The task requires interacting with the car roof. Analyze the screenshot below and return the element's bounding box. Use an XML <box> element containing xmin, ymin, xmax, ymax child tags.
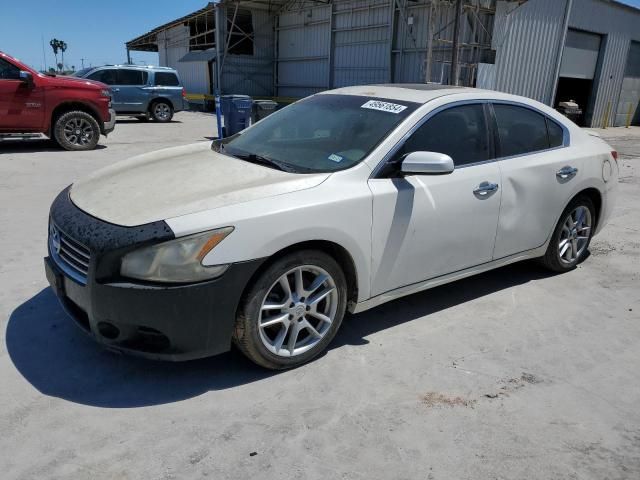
<box><xmin>321</xmin><ymin>84</ymin><xmax>492</xmax><ymax>104</ymax></box>
<box><xmin>90</xmin><ymin>65</ymin><xmax>176</xmax><ymax>72</ymax></box>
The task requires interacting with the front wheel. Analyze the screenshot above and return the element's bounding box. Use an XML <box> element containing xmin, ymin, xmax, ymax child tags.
<box><xmin>53</xmin><ymin>111</ymin><xmax>101</xmax><ymax>151</ymax></box>
<box><xmin>150</xmin><ymin>101</ymin><xmax>173</xmax><ymax>122</ymax></box>
<box><xmin>540</xmin><ymin>195</ymin><xmax>596</xmax><ymax>272</ymax></box>
<box><xmin>233</xmin><ymin>250</ymin><xmax>348</xmax><ymax>369</ymax></box>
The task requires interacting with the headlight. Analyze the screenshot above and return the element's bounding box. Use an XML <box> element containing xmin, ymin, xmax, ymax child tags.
<box><xmin>100</xmin><ymin>89</ymin><xmax>111</xmax><ymax>98</ymax></box>
<box><xmin>120</xmin><ymin>227</ymin><xmax>233</xmax><ymax>283</ymax></box>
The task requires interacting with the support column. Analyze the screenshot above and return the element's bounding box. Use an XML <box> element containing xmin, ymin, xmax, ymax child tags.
<box><xmin>450</xmin><ymin>0</ymin><xmax>463</xmax><ymax>86</ymax></box>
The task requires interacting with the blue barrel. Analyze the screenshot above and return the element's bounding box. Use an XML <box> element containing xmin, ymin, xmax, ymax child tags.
<box><xmin>220</xmin><ymin>95</ymin><xmax>253</xmax><ymax>136</ymax></box>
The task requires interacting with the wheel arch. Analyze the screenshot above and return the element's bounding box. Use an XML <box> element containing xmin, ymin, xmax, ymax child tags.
<box><xmin>571</xmin><ymin>187</ymin><xmax>602</xmax><ymax>230</ymax></box>
<box><xmin>148</xmin><ymin>97</ymin><xmax>174</xmax><ymax>111</ymax></box>
<box><xmin>50</xmin><ymin>102</ymin><xmax>102</xmax><ymax>135</ymax></box>
<box><xmin>239</xmin><ymin>240</ymin><xmax>360</xmax><ymax>311</ymax></box>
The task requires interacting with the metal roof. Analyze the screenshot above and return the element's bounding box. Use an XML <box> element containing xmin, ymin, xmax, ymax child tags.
<box><xmin>125</xmin><ymin>0</ymin><xmax>315</xmax><ymax>52</ymax></box>
<box><xmin>126</xmin><ymin>2</ymin><xmax>216</xmax><ymax>52</ymax></box>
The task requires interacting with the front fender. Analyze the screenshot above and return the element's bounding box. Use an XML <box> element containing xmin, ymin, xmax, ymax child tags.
<box><xmin>165</xmin><ymin>174</ymin><xmax>374</xmax><ymax>301</ymax></box>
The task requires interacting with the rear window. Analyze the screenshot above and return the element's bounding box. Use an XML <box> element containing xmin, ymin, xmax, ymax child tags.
<box><xmin>154</xmin><ymin>72</ymin><xmax>180</xmax><ymax>86</ymax></box>
<box><xmin>546</xmin><ymin>118</ymin><xmax>565</xmax><ymax>148</ymax></box>
<box><xmin>116</xmin><ymin>69</ymin><xmax>148</xmax><ymax>85</ymax></box>
<box><xmin>493</xmin><ymin>104</ymin><xmax>550</xmax><ymax>157</ymax></box>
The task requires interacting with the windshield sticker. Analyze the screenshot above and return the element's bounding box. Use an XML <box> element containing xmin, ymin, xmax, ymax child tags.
<box><xmin>361</xmin><ymin>100</ymin><xmax>408</xmax><ymax>114</ymax></box>
<box><xmin>328</xmin><ymin>153</ymin><xmax>343</xmax><ymax>163</ymax></box>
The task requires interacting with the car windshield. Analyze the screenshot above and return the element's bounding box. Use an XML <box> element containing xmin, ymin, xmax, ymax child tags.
<box><xmin>216</xmin><ymin>94</ymin><xmax>419</xmax><ymax>173</ymax></box>
<box><xmin>72</xmin><ymin>68</ymin><xmax>94</xmax><ymax>77</ymax></box>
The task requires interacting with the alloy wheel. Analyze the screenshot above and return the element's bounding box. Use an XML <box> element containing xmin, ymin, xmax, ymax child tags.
<box><xmin>63</xmin><ymin>117</ymin><xmax>94</xmax><ymax>146</ymax></box>
<box><xmin>154</xmin><ymin>103</ymin><xmax>171</xmax><ymax>121</ymax></box>
<box><xmin>258</xmin><ymin>265</ymin><xmax>338</xmax><ymax>357</ymax></box>
<box><xmin>558</xmin><ymin>205</ymin><xmax>592</xmax><ymax>264</ymax></box>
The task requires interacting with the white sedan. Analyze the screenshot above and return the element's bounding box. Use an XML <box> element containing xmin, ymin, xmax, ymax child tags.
<box><xmin>45</xmin><ymin>84</ymin><xmax>618</xmax><ymax>369</ymax></box>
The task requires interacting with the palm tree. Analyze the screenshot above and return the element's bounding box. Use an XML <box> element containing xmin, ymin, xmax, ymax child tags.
<box><xmin>49</xmin><ymin>38</ymin><xmax>59</xmax><ymax>68</ymax></box>
<box><xmin>59</xmin><ymin>41</ymin><xmax>67</xmax><ymax>71</ymax></box>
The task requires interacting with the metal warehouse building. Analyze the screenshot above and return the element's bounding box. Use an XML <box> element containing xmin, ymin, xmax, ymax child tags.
<box><xmin>125</xmin><ymin>0</ymin><xmax>640</xmax><ymax>127</ymax></box>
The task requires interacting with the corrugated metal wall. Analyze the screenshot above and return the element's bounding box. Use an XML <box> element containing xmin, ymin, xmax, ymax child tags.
<box><xmin>568</xmin><ymin>0</ymin><xmax>638</xmax><ymax>127</ymax></box>
<box><xmin>158</xmin><ymin>25</ymin><xmax>210</xmax><ymax>94</ymax></box>
<box><xmin>491</xmin><ymin>0</ymin><xmax>640</xmax><ymax>127</ymax></box>
<box><xmin>617</xmin><ymin>41</ymin><xmax>640</xmax><ymax>126</ymax></box>
<box><xmin>492</xmin><ymin>0</ymin><xmax>567</xmax><ymax>104</ymax></box>
<box><xmin>275</xmin><ymin>0</ymin><xmax>493</xmax><ymax>96</ymax></box>
<box><xmin>221</xmin><ymin>7</ymin><xmax>275</xmax><ymax>96</ymax></box>
<box><xmin>333</xmin><ymin>0</ymin><xmax>392</xmax><ymax>87</ymax></box>
<box><xmin>276</xmin><ymin>4</ymin><xmax>332</xmax><ymax>97</ymax></box>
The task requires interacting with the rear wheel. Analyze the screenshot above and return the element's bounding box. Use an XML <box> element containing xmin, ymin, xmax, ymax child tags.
<box><xmin>53</xmin><ymin>111</ymin><xmax>100</xmax><ymax>151</ymax></box>
<box><xmin>150</xmin><ymin>101</ymin><xmax>173</xmax><ymax>122</ymax></box>
<box><xmin>540</xmin><ymin>195</ymin><xmax>595</xmax><ymax>272</ymax></box>
<box><xmin>233</xmin><ymin>250</ymin><xmax>347</xmax><ymax>369</ymax></box>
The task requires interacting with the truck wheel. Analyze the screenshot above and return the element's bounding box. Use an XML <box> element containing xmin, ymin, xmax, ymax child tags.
<box><xmin>53</xmin><ymin>111</ymin><xmax>101</xmax><ymax>151</ymax></box>
<box><xmin>150</xmin><ymin>101</ymin><xmax>173</xmax><ymax>122</ymax></box>
<box><xmin>233</xmin><ymin>250</ymin><xmax>348</xmax><ymax>369</ymax></box>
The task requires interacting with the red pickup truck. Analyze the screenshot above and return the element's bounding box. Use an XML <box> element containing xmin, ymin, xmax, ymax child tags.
<box><xmin>0</xmin><ymin>51</ymin><xmax>115</xmax><ymax>151</ymax></box>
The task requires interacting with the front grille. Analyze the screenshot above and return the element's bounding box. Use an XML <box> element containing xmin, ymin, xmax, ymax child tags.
<box><xmin>49</xmin><ymin>221</ymin><xmax>91</xmax><ymax>284</ymax></box>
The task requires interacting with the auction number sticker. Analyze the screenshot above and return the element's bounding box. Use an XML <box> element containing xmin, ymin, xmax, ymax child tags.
<box><xmin>361</xmin><ymin>100</ymin><xmax>408</xmax><ymax>114</ymax></box>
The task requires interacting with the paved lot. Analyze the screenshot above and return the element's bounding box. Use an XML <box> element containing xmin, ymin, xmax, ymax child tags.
<box><xmin>1</xmin><ymin>113</ymin><xmax>639</xmax><ymax>480</ymax></box>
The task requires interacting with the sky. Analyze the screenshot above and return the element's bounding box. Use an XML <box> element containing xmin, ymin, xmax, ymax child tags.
<box><xmin>0</xmin><ymin>0</ymin><xmax>205</xmax><ymax>71</ymax></box>
<box><xmin>2</xmin><ymin>0</ymin><xmax>640</xmax><ymax>72</ymax></box>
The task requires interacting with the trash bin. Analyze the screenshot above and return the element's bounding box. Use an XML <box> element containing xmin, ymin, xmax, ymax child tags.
<box><xmin>252</xmin><ymin>100</ymin><xmax>278</xmax><ymax>123</ymax></box>
<box><xmin>220</xmin><ymin>95</ymin><xmax>253</xmax><ymax>136</ymax></box>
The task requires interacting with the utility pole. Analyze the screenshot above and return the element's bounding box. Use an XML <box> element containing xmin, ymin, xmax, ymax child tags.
<box><xmin>450</xmin><ymin>0</ymin><xmax>463</xmax><ymax>86</ymax></box>
<box><xmin>81</xmin><ymin>58</ymin><xmax>85</xmax><ymax>69</ymax></box>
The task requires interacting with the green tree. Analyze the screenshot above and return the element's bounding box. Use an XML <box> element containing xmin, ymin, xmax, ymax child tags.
<box><xmin>59</xmin><ymin>41</ymin><xmax>67</xmax><ymax>71</ymax></box>
<box><xmin>49</xmin><ymin>39</ymin><xmax>68</xmax><ymax>72</ymax></box>
<box><xmin>49</xmin><ymin>38</ymin><xmax>59</xmax><ymax>68</ymax></box>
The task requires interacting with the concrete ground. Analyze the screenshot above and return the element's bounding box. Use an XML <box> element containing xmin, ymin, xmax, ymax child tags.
<box><xmin>0</xmin><ymin>113</ymin><xmax>639</xmax><ymax>480</ymax></box>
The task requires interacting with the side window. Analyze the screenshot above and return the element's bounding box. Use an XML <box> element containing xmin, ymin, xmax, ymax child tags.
<box><xmin>0</xmin><ymin>58</ymin><xmax>21</xmax><ymax>80</ymax></box>
<box><xmin>493</xmin><ymin>104</ymin><xmax>550</xmax><ymax>157</ymax></box>
<box><xmin>116</xmin><ymin>69</ymin><xmax>147</xmax><ymax>85</ymax></box>
<box><xmin>154</xmin><ymin>72</ymin><xmax>180</xmax><ymax>86</ymax></box>
<box><xmin>397</xmin><ymin>104</ymin><xmax>490</xmax><ymax>167</ymax></box>
<box><xmin>546</xmin><ymin>118</ymin><xmax>564</xmax><ymax>148</ymax></box>
<box><xmin>87</xmin><ymin>69</ymin><xmax>117</xmax><ymax>85</ymax></box>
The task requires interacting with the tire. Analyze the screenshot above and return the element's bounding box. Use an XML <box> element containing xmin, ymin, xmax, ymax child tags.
<box><xmin>540</xmin><ymin>194</ymin><xmax>596</xmax><ymax>272</ymax></box>
<box><xmin>233</xmin><ymin>250</ymin><xmax>348</xmax><ymax>369</ymax></box>
<box><xmin>53</xmin><ymin>111</ymin><xmax>101</xmax><ymax>151</ymax></box>
<box><xmin>150</xmin><ymin>101</ymin><xmax>173</xmax><ymax>122</ymax></box>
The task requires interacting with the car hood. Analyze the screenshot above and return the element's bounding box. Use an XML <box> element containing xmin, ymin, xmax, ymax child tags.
<box><xmin>46</xmin><ymin>74</ymin><xmax>105</xmax><ymax>89</ymax></box>
<box><xmin>70</xmin><ymin>142</ymin><xmax>330</xmax><ymax>227</ymax></box>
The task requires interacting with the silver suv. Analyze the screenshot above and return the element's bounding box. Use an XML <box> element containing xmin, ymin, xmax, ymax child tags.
<box><xmin>73</xmin><ymin>65</ymin><xmax>186</xmax><ymax>122</ymax></box>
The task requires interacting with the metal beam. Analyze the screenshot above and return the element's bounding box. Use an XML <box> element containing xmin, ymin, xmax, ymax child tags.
<box><xmin>450</xmin><ymin>0</ymin><xmax>463</xmax><ymax>85</ymax></box>
<box><xmin>215</xmin><ymin>4</ymin><xmax>224</xmax><ymax>94</ymax></box>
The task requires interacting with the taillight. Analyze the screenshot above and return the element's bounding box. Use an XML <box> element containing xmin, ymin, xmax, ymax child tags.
<box><xmin>611</xmin><ymin>150</ymin><xmax>618</xmax><ymax>164</ymax></box>
<box><xmin>182</xmin><ymin>87</ymin><xmax>186</xmax><ymax>98</ymax></box>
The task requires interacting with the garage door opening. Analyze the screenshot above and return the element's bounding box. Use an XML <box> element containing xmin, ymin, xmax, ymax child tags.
<box><xmin>554</xmin><ymin>29</ymin><xmax>603</xmax><ymax>126</ymax></box>
<box><xmin>554</xmin><ymin>77</ymin><xmax>594</xmax><ymax>126</ymax></box>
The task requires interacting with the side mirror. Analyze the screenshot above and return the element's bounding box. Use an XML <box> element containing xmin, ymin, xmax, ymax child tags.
<box><xmin>19</xmin><ymin>71</ymin><xmax>34</xmax><ymax>87</ymax></box>
<box><xmin>401</xmin><ymin>151</ymin><xmax>454</xmax><ymax>175</ymax></box>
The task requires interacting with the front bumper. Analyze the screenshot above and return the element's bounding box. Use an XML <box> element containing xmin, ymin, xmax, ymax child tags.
<box><xmin>102</xmin><ymin>108</ymin><xmax>116</xmax><ymax>135</ymax></box>
<box><xmin>45</xmin><ymin>187</ymin><xmax>264</xmax><ymax>361</ymax></box>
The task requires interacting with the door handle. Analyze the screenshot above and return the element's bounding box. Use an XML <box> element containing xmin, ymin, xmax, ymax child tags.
<box><xmin>556</xmin><ymin>166</ymin><xmax>578</xmax><ymax>179</ymax></box>
<box><xmin>112</xmin><ymin>88</ymin><xmax>120</xmax><ymax>92</ymax></box>
<box><xmin>473</xmin><ymin>182</ymin><xmax>499</xmax><ymax>197</ymax></box>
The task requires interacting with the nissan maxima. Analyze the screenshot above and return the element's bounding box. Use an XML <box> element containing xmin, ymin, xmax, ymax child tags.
<box><xmin>45</xmin><ymin>84</ymin><xmax>618</xmax><ymax>369</ymax></box>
